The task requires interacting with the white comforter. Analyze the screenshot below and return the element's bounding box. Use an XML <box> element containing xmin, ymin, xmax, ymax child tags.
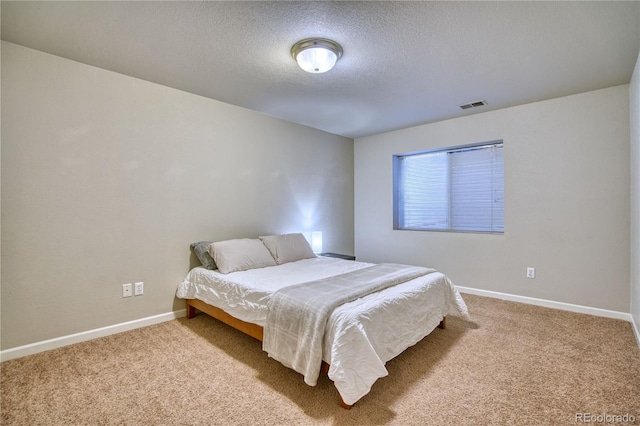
<box><xmin>176</xmin><ymin>257</ymin><xmax>469</xmax><ymax>405</ymax></box>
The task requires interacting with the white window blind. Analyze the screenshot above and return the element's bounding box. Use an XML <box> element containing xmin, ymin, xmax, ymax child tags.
<box><xmin>393</xmin><ymin>141</ymin><xmax>504</xmax><ymax>233</ymax></box>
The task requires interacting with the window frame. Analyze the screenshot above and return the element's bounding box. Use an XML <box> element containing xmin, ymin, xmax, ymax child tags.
<box><xmin>392</xmin><ymin>140</ymin><xmax>504</xmax><ymax>234</ymax></box>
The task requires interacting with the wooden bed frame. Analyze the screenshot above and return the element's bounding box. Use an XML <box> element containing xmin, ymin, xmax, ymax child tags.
<box><xmin>185</xmin><ymin>298</ymin><xmax>446</xmax><ymax>409</ymax></box>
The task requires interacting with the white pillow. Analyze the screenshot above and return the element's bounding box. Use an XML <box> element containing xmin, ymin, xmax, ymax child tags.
<box><xmin>259</xmin><ymin>233</ymin><xmax>316</xmax><ymax>265</ymax></box>
<box><xmin>208</xmin><ymin>238</ymin><xmax>277</xmax><ymax>274</ymax></box>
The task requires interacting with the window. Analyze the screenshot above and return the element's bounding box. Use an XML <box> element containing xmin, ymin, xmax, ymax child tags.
<box><xmin>393</xmin><ymin>141</ymin><xmax>504</xmax><ymax>233</ymax></box>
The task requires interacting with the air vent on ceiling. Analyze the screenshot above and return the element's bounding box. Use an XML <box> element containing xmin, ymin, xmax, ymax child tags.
<box><xmin>460</xmin><ymin>100</ymin><xmax>487</xmax><ymax>110</ymax></box>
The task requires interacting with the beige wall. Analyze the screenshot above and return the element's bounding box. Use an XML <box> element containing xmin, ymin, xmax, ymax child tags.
<box><xmin>631</xmin><ymin>51</ymin><xmax>640</xmax><ymax>340</ymax></box>
<box><xmin>0</xmin><ymin>42</ymin><xmax>354</xmax><ymax>350</ymax></box>
<box><xmin>355</xmin><ymin>85</ymin><xmax>630</xmax><ymax>312</ymax></box>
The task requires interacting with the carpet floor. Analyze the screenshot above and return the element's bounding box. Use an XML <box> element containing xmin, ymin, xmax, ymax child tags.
<box><xmin>1</xmin><ymin>294</ymin><xmax>639</xmax><ymax>425</ymax></box>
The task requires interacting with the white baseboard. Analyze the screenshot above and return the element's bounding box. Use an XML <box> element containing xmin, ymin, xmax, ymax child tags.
<box><xmin>457</xmin><ymin>286</ymin><xmax>633</xmax><ymax>322</ymax></box>
<box><xmin>0</xmin><ymin>309</ymin><xmax>187</xmax><ymax>362</ymax></box>
<box><xmin>3</xmin><ymin>290</ymin><xmax>638</xmax><ymax>362</ymax></box>
<box><xmin>632</xmin><ymin>316</ymin><xmax>640</xmax><ymax>350</ymax></box>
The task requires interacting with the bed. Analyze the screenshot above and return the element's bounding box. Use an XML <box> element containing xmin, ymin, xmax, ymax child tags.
<box><xmin>176</xmin><ymin>234</ymin><xmax>469</xmax><ymax>408</ymax></box>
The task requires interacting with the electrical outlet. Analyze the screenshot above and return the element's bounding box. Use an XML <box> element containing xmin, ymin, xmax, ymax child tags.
<box><xmin>122</xmin><ymin>283</ymin><xmax>132</xmax><ymax>298</ymax></box>
<box><xmin>526</xmin><ymin>267</ymin><xmax>536</xmax><ymax>279</ymax></box>
<box><xmin>134</xmin><ymin>281</ymin><xmax>144</xmax><ymax>296</ymax></box>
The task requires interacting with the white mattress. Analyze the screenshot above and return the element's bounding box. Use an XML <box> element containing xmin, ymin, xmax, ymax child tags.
<box><xmin>176</xmin><ymin>256</ymin><xmax>469</xmax><ymax>405</ymax></box>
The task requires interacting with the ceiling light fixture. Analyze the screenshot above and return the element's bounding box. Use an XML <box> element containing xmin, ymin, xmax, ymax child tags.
<box><xmin>291</xmin><ymin>38</ymin><xmax>343</xmax><ymax>74</ymax></box>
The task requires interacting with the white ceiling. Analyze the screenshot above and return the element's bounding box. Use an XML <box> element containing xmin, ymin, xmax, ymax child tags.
<box><xmin>2</xmin><ymin>1</ymin><xmax>639</xmax><ymax>139</ymax></box>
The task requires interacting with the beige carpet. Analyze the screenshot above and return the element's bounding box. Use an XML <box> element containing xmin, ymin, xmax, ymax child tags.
<box><xmin>2</xmin><ymin>294</ymin><xmax>639</xmax><ymax>425</ymax></box>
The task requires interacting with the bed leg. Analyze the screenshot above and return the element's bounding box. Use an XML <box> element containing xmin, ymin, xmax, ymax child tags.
<box><xmin>322</xmin><ymin>362</ymin><xmax>352</xmax><ymax>409</ymax></box>
<box><xmin>438</xmin><ymin>317</ymin><xmax>446</xmax><ymax>329</ymax></box>
<box><xmin>186</xmin><ymin>302</ymin><xmax>197</xmax><ymax>319</ymax></box>
<box><xmin>338</xmin><ymin>394</ymin><xmax>352</xmax><ymax>410</ymax></box>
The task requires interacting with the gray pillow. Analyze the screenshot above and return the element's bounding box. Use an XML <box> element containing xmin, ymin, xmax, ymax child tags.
<box><xmin>208</xmin><ymin>238</ymin><xmax>277</xmax><ymax>274</ymax></box>
<box><xmin>259</xmin><ymin>233</ymin><xmax>316</xmax><ymax>265</ymax></box>
<box><xmin>190</xmin><ymin>241</ymin><xmax>217</xmax><ymax>270</ymax></box>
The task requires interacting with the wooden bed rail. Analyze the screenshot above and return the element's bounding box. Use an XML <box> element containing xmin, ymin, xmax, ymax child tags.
<box><xmin>185</xmin><ymin>298</ymin><xmax>445</xmax><ymax>409</ymax></box>
<box><xmin>186</xmin><ymin>298</ymin><xmax>263</xmax><ymax>341</ymax></box>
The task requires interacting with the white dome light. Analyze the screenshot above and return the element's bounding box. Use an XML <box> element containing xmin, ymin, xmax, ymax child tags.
<box><xmin>291</xmin><ymin>38</ymin><xmax>343</xmax><ymax>74</ymax></box>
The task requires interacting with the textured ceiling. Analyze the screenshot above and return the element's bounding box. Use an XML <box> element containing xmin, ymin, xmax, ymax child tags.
<box><xmin>2</xmin><ymin>1</ymin><xmax>639</xmax><ymax>139</ymax></box>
